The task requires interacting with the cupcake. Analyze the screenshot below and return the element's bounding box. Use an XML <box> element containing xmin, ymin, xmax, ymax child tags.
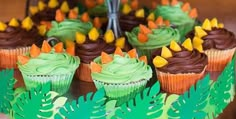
<box><xmin>152</xmin><ymin>39</ymin><xmax>208</xmax><ymax>94</ymax></box>
<box><xmin>17</xmin><ymin>40</ymin><xmax>80</xmax><ymax>95</ymax></box>
<box><xmin>0</xmin><ymin>17</ymin><xmax>44</xmax><ymax>68</ymax></box>
<box><xmin>186</xmin><ymin>18</ymin><xmax>236</xmax><ymax>71</ymax></box>
<box><xmin>75</xmin><ymin>27</ymin><xmax>118</xmax><ymax>82</ymax></box>
<box><xmin>126</xmin><ymin>18</ymin><xmax>180</xmax><ymax>63</ymax></box>
<box><xmin>154</xmin><ymin>0</ymin><xmax>198</xmax><ymax>41</ymax></box>
<box><xmin>91</xmin><ymin>48</ymin><xmax>152</xmax><ymax>105</ymax></box>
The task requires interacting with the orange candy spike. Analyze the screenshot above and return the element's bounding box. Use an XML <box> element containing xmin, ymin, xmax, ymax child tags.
<box><xmin>97</xmin><ymin>0</ymin><xmax>104</xmax><ymax>5</ymax></box>
<box><xmin>182</xmin><ymin>2</ymin><xmax>190</xmax><ymax>12</ymax></box>
<box><xmin>30</xmin><ymin>44</ymin><xmax>41</xmax><ymax>58</ymax></box>
<box><xmin>41</xmin><ymin>40</ymin><xmax>52</xmax><ymax>53</ymax></box>
<box><xmin>69</xmin><ymin>10</ymin><xmax>78</xmax><ymax>19</ymax></box>
<box><xmin>164</xmin><ymin>20</ymin><xmax>170</xmax><ymax>26</ymax></box>
<box><xmin>138</xmin><ymin>33</ymin><xmax>148</xmax><ymax>43</ymax></box>
<box><xmin>121</xmin><ymin>0</ymin><xmax>128</xmax><ymax>4</ymax></box>
<box><xmin>40</xmin><ymin>21</ymin><xmax>52</xmax><ymax>30</ymax></box>
<box><xmin>66</xmin><ymin>46</ymin><xmax>75</xmax><ymax>56</ymax></box>
<box><xmin>131</xmin><ymin>0</ymin><xmax>139</xmax><ymax>10</ymax></box>
<box><xmin>91</xmin><ymin>62</ymin><xmax>102</xmax><ymax>73</ymax></box>
<box><xmin>139</xmin><ymin>56</ymin><xmax>147</xmax><ymax>64</ymax></box>
<box><xmin>139</xmin><ymin>24</ymin><xmax>152</xmax><ymax>35</ymax></box>
<box><xmin>151</xmin><ymin>1</ymin><xmax>158</xmax><ymax>9</ymax></box>
<box><xmin>85</xmin><ymin>0</ymin><xmax>96</xmax><ymax>8</ymax></box>
<box><xmin>81</xmin><ymin>12</ymin><xmax>90</xmax><ymax>22</ymax></box>
<box><xmin>18</xmin><ymin>56</ymin><xmax>30</xmax><ymax>65</ymax></box>
<box><xmin>171</xmin><ymin>0</ymin><xmax>178</xmax><ymax>6</ymax></box>
<box><xmin>128</xmin><ymin>49</ymin><xmax>137</xmax><ymax>58</ymax></box>
<box><xmin>93</xmin><ymin>17</ymin><xmax>102</xmax><ymax>29</ymax></box>
<box><xmin>114</xmin><ymin>47</ymin><xmax>124</xmax><ymax>57</ymax></box>
<box><xmin>148</xmin><ymin>21</ymin><xmax>158</xmax><ymax>29</ymax></box>
<box><xmin>55</xmin><ymin>10</ymin><xmax>65</xmax><ymax>22</ymax></box>
<box><xmin>101</xmin><ymin>52</ymin><xmax>113</xmax><ymax>64</ymax></box>
<box><xmin>54</xmin><ymin>42</ymin><xmax>63</xmax><ymax>53</ymax></box>
<box><xmin>161</xmin><ymin>0</ymin><xmax>169</xmax><ymax>5</ymax></box>
<box><xmin>155</xmin><ymin>16</ymin><xmax>163</xmax><ymax>25</ymax></box>
<box><xmin>189</xmin><ymin>8</ymin><xmax>198</xmax><ymax>18</ymax></box>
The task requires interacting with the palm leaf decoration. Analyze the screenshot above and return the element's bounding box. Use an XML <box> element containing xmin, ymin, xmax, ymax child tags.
<box><xmin>0</xmin><ymin>69</ymin><xmax>16</xmax><ymax>114</ymax></box>
<box><xmin>168</xmin><ymin>74</ymin><xmax>210</xmax><ymax>119</ymax></box>
<box><xmin>204</xmin><ymin>57</ymin><xmax>235</xmax><ymax>119</ymax></box>
<box><xmin>12</xmin><ymin>83</ymin><xmax>56</xmax><ymax>119</ymax></box>
<box><xmin>54</xmin><ymin>88</ymin><xmax>107</xmax><ymax>119</ymax></box>
<box><xmin>113</xmin><ymin>82</ymin><xmax>166</xmax><ymax>119</ymax></box>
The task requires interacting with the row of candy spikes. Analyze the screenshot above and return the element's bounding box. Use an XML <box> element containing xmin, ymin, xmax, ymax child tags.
<box><xmin>153</xmin><ymin>38</ymin><xmax>204</xmax><ymax>68</ymax></box>
<box><xmin>75</xmin><ymin>27</ymin><xmax>125</xmax><ymax>49</ymax></box>
<box><xmin>195</xmin><ymin>18</ymin><xmax>224</xmax><ymax>38</ymax></box>
<box><xmin>138</xmin><ymin>16</ymin><xmax>170</xmax><ymax>43</ymax></box>
<box><xmin>18</xmin><ymin>40</ymin><xmax>75</xmax><ymax>65</ymax></box>
<box><xmin>30</xmin><ymin>0</ymin><xmax>72</xmax><ymax>15</ymax></box>
<box><xmin>91</xmin><ymin>47</ymin><xmax>147</xmax><ymax>73</ymax></box>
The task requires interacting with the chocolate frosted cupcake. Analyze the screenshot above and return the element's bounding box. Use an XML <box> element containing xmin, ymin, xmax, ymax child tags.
<box><xmin>186</xmin><ymin>18</ymin><xmax>236</xmax><ymax>71</ymax></box>
<box><xmin>152</xmin><ymin>39</ymin><xmax>208</xmax><ymax>94</ymax></box>
<box><xmin>0</xmin><ymin>17</ymin><xmax>44</xmax><ymax>68</ymax></box>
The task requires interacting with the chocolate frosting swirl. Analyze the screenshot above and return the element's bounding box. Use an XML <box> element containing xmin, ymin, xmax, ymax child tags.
<box><xmin>76</xmin><ymin>36</ymin><xmax>116</xmax><ymax>63</ymax></box>
<box><xmin>31</xmin><ymin>8</ymin><xmax>58</xmax><ymax>24</ymax></box>
<box><xmin>186</xmin><ymin>28</ymin><xmax>236</xmax><ymax>50</ymax></box>
<box><xmin>0</xmin><ymin>26</ymin><xmax>43</xmax><ymax>49</ymax></box>
<box><xmin>152</xmin><ymin>47</ymin><xmax>208</xmax><ymax>74</ymax></box>
<box><xmin>119</xmin><ymin>11</ymin><xmax>147</xmax><ymax>32</ymax></box>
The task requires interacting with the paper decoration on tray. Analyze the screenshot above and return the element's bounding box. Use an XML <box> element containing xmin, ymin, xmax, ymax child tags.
<box><xmin>0</xmin><ymin>57</ymin><xmax>235</xmax><ymax>119</ymax></box>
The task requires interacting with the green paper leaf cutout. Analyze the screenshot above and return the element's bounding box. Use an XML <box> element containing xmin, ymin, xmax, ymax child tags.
<box><xmin>168</xmin><ymin>74</ymin><xmax>210</xmax><ymax>119</ymax></box>
<box><xmin>160</xmin><ymin>94</ymin><xmax>179</xmax><ymax>119</ymax></box>
<box><xmin>0</xmin><ymin>69</ymin><xmax>16</xmax><ymax>114</ymax></box>
<box><xmin>204</xmin><ymin>57</ymin><xmax>235</xmax><ymax>119</ymax></box>
<box><xmin>12</xmin><ymin>83</ymin><xmax>55</xmax><ymax>119</ymax></box>
<box><xmin>55</xmin><ymin>88</ymin><xmax>107</xmax><ymax>119</ymax></box>
<box><xmin>113</xmin><ymin>82</ymin><xmax>166</xmax><ymax>119</ymax></box>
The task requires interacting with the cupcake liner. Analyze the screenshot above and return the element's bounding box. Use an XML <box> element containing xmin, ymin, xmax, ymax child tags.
<box><xmin>21</xmin><ymin>71</ymin><xmax>75</xmax><ymax>95</ymax></box>
<box><xmin>0</xmin><ymin>47</ymin><xmax>30</xmax><ymax>69</ymax></box>
<box><xmin>205</xmin><ymin>48</ymin><xmax>235</xmax><ymax>71</ymax></box>
<box><xmin>93</xmin><ymin>79</ymin><xmax>148</xmax><ymax>106</ymax></box>
<box><xmin>156</xmin><ymin>67</ymin><xmax>206</xmax><ymax>94</ymax></box>
<box><xmin>75</xmin><ymin>63</ymin><xmax>93</xmax><ymax>82</ymax></box>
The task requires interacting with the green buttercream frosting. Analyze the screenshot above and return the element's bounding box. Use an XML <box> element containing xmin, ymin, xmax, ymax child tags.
<box><xmin>92</xmin><ymin>53</ymin><xmax>152</xmax><ymax>83</ymax></box>
<box><xmin>18</xmin><ymin>50</ymin><xmax>80</xmax><ymax>75</ymax></box>
<box><xmin>126</xmin><ymin>26</ymin><xmax>180</xmax><ymax>49</ymax></box>
<box><xmin>87</xmin><ymin>4</ymin><xmax>108</xmax><ymax>17</ymax></box>
<box><xmin>46</xmin><ymin>19</ymin><xmax>93</xmax><ymax>43</ymax></box>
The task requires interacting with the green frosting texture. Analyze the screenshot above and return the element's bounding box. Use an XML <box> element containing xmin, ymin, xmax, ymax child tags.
<box><xmin>92</xmin><ymin>54</ymin><xmax>152</xmax><ymax>83</ymax></box>
<box><xmin>18</xmin><ymin>50</ymin><xmax>80</xmax><ymax>75</ymax></box>
<box><xmin>46</xmin><ymin>19</ymin><xmax>93</xmax><ymax>43</ymax></box>
<box><xmin>126</xmin><ymin>26</ymin><xmax>180</xmax><ymax>49</ymax></box>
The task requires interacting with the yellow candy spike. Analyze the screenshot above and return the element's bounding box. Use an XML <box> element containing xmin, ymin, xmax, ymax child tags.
<box><xmin>37</xmin><ymin>25</ymin><xmax>47</xmax><ymax>36</ymax></box>
<box><xmin>122</xmin><ymin>3</ymin><xmax>132</xmax><ymax>15</ymax></box>
<box><xmin>0</xmin><ymin>22</ymin><xmax>7</xmax><ymax>32</ymax></box>
<box><xmin>22</xmin><ymin>17</ymin><xmax>33</xmax><ymax>31</ymax></box>
<box><xmin>48</xmin><ymin>0</ymin><xmax>59</xmax><ymax>8</ymax></box>
<box><xmin>104</xmin><ymin>30</ymin><xmax>115</xmax><ymax>43</ymax></box>
<box><xmin>153</xmin><ymin>56</ymin><xmax>168</xmax><ymax>68</ymax></box>
<box><xmin>194</xmin><ymin>26</ymin><xmax>207</xmax><ymax>38</ymax></box>
<box><xmin>60</xmin><ymin>1</ymin><xmax>70</xmax><ymax>13</ymax></box>
<box><xmin>115</xmin><ymin>37</ymin><xmax>125</xmax><ymax>49</ymax></box>
<box><xmin>195</xmin><ymin>44</ymin><xmax>203</xmax><ymax>53</ymax></box>
<box><xmin>38</xmin><ymin>1</ymin><xmax>46</xmax><ymax>11</ymax></box>
<box><xmin>202</xmin><ymin>19</ymin><xmax>212</xmax><ymax>31</ymax></box>
<box><xmin>193</xmin><ymin>37</ymin><xmax>204</xmax><ymax>47</ymax></box>
<box><xmin>9</xmin><ymin>18</ymin><xmax>19</xmax><ymax>27</ymax></box>
<box><xmin>88</xmin><ymin>27</ymin><xmax>99</xmax><ymax>41</ymax></box>
<box><xmin>161</xmin><ymin>46</ymin><xmax>173</xmax><ymax>59</ymax></box>
<box><xmin>211</xmin><ymin>18</ymin><xmax>218</xmax><ymax>28</ymax></box>
<box><xmin>135</xmin><ymin>9</ymin><xmax>145</xmax><ymax>18</ymax></box>
<box><xmin>75</xmin><ymin>32</ymin><xmax>86</xmax><ymax>44</ymax></box>
<box><xmin>182</xmin><ymin>38</ymin><xmax>193</xmax><ymax>51</ymax></box>
<box><xmin>218</xmin><ymin>23</ymin><xmax>224</xmax><ymax>28</ymax></box>
<box><xmin>29</xmin><ymin>6</ymin><xmax>39</xmax><ymax>15</ymax></box>
<box><xmin>170</xmin><ymin>40</ymin><xmax>181</xmax><ymax>52</ymax></box>
<box><xmin>147</xmin><ymin>12</ymin><xmax>155</xmax><ymax>21</ymax></box>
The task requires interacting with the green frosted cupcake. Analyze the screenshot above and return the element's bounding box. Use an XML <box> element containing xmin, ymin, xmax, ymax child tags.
<box><xmin>154</xmin><ymin>0</ymin><xmax>198</xmax><ymax>41</ymax></box>
<box><xmin>18</xmin><ymin>41</ymin><xmax>80</xmax><ymax>95</ymax></box>
<box><xmin>126</xmin><ymin>20</ymin><xmax>180</xmax><ymax>63</ymax></box>
<box><xmin>91</xmin><ymin>48</ymin><xmax>152</xmax><ymax>106</ymax></box>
